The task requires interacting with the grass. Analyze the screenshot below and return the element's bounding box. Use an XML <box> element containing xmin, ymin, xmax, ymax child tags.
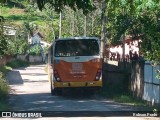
<box><xmin>0</xmin><ymin>71</ymin><xmax>10</xmax><ymax>111</ymax></box>
<box><xmin>0</xmin><ymin>65</ymin><xmax>12</xmax><ymax>75</ymax></box>
<box><xmin>1</xmin><ymin>4</ymin><xmax>45</xmax><ymax>25</ymax></box>
<box><xmin>6</xmin><ymin>59</ymin><xmax>30</xmax><ymax>68</ymax></box>
<box><xmin>100</xmin><ymin>89</ymin><xmax>149</xmax><ymax>107</ymax></box>
<box><xmin>100</xmin><ymin>82</ymin><xmax>148</xmax><ymax>107</ymax></box>
<box><xmin>0</xmin><ymin>101</ymin><xmax>9</xmax><ymax>111</ymax></box>
<box><xmin>113</xmin><ymin>94</ymin><xmax>147</xmax><ymax>106</ymax></box>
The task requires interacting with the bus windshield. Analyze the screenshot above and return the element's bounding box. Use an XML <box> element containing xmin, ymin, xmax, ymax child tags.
<box><xmin>55</xmin><ymin>39</ymin><xmax>99</xmax><ymax>57</ymax></box>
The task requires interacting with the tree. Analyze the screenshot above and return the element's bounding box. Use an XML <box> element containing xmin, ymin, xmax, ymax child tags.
<box><xmin>35</xmin><ymin>0</ymin><xmax>95</xmax><ymax>14</ymax></box>
<box><xmin>32</xmin><ymin>0</ymin><xmax>160</xmax><ymax>70</ymax></box>
<box><xmin>5</xmin><ymin>24</ymin><xmax>29</xmax><ymax>55</ymax></box>
<box><xmin>58</xmin><ymin>6</ymin><xmax>101</xmax><ymax>37</ymax></box>
<box><xmin>0</xmin><ymin>22</ymin><xmax>7</xmax><ymax>56</ymax></box>
<box><xmin>103</xmin><ymin>0</ymin><xmax>160</xmax><ymax>78</ymax></box>
<box><xmin>25</xmin><ymin>2</ymin><xmax>59</xmax><ymax>43</ymax></box>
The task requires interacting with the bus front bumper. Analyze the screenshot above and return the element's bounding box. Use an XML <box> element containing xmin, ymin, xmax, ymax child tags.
<box><xmin>53</xmin><ymin>80</ymin><xmax>102</xmax><ymax>88</ymax></box>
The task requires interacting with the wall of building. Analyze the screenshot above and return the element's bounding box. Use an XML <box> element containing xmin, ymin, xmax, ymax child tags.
<box><xmin>31</xmin><ymin>34</ymin><xmax>41</xmax><ymax>44</ymax></box>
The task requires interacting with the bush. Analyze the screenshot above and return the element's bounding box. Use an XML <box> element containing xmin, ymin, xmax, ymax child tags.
<box><xmin>29</xmin><ymin>44</ymin><xmax>41</xmax><ymax>55</ymax></box>
<box><xmin>0</xmin><ymin>65</ymin><xmax>12</xmax><ymax>74</ymax></box>
<box><xmin>0</xmin><ymin>71</ymin><xmax>9</xmax><ymax>110</ymax></box>
<box><xmin>0</xmin><ymin>72</ymin><xmax>9</xmax><ymax>100</ymax></box>
<box><xmin>6</xmin><ymin>59</ymin><xmax>30</xmax><ymax>68</ymax></box>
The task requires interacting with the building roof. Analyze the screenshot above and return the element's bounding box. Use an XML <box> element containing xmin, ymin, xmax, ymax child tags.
<box><xmin>32</xmin><ymin>32</ymin><xmax>43</xmax><ymax>38</ymax></box>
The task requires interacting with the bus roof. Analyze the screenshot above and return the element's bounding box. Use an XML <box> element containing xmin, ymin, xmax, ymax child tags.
<box><xmin>48</xmin><ymin>37</ymin><xmax>100</xmax><ymax>48</ymax></box>
<box><xmin>55</xmin><ymin>36</ymin><xmax>100</xmax><ymax>42</ymax></box>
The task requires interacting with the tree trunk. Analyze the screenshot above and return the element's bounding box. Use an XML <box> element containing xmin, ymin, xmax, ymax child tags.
<box><xmin>101</xmin><ymin>0</ymin><xmax>107</xmax><ymax>61</ymax></box>
<box><xmin>59</xmin><ymin>12</ymin><xmax>62</xmax><ymax>38</ymax></box>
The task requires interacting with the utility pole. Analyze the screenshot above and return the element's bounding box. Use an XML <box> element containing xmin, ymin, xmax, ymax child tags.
<box><xmin>122</xmin><ymin>7</ymin><xmax>126</xmax><ymax>69</ymax></box>
<box><xmin>101</xmin><ymin>0</ymin><xmax>107</xmax><ymax>61</ymax></box>
<box><xmin>91</xmin><ymin>15</ymin><xmax>94</xmax><ymax>35</ymax></box>
<box><xmin>59</xmin><ymin>12</ymin><xmax>62</xmax><ymax>38</ymax></box>
<box><xmin>71</xmin><ymin>11</ymin><xmax>74</xmax><ymax>37</ymax></box>
<box><xmin>84</xmin><ymin>15</ymin><xmax>86</xmax><ymax>36</ymax></box>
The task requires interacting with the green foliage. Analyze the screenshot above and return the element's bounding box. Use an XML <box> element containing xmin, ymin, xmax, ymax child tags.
<box><xmin>17</xmin><ymin>40</ymin><xmax>29</xmax><ymax>54</ymax></box>
<box><xmin>0</xmin><ymin>72</ymin><xmax>9</xmax><ymax>100</ymax></box>
<box><xmin>105</xmin><ymin>0</ymin><xmax>160</xmax><ymax>65</ymax></box>
<box><xmin>156</xmin><ymin>70</ymin><xmax>160</xmax><ymax>79</ymax></box>
<box><xmin>43</xmin><ymin>46</ymin><xmax>49</xmax><ymax>54</ymax></box>
<box><xmin>0</xmin><ymin>65</ymin><xmax>12</xmax><ymax>74</ymax></box>
<box><xmin>0</xmin><ymin>22</ymin><xmax>8</xmax><ymax>56</ymax></box>
<box><xmin>29</xmin><ymin>44</ymin><xmax>41</xmax><ymax>55</ymax></box>
<box><xmin>6</xmin><ymin>59</ymin><xmax>30</xmax><ymax>68</ymax></box>
<box><xmin>24</xmin><ymin>22</ymin><xmax>38</xmax><ymax>36</ymax></box>
<box><xmin>25</xmin><ymin>3</ymin><xmax>59</xmax><ymax>42</ymax></box>
<box><xmin>5</xmin><ymin>37</ymin><xmax>18</xmax><ymax>56</ymax></box>
<box><xmin>57</xmin><ymin>6</ymin><xmax>101</xmax><ymax>37</ymax></box>
<box><xmin>36</xmin><ymin>0</ymin><xmax>95</xmax><ymax>14</ymax></box>
<box><xmin>5</xmin><ymin>37</ymin><xmax>29</xmax><ymax>56</ymax></box>
<box><xmin>113</xmin><ymin>94</ymin><xmax>147</xmax><ymax>106</ymax></box>
<box><xmin>0</xmin><ymin>67</ymin><xmax>10</xmax><ymax>110</ymax></box>
<box><xmin>4</xmin><ymin>24</ymin><xmax>29</xmax><ymax>56</ymax></box>
<box><xmin>139</xmin><ymin>11</ymin><xmax>160</xmax><ymax>65</ymax></box>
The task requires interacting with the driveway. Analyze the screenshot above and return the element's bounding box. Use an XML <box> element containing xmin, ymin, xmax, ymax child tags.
<box><xmin>3</xmin><ymin>64</ymin><xmax>159</xmax><ymax>120</ymax></box>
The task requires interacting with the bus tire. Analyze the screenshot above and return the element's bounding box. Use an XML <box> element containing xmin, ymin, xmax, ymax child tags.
<box><xmin>51</xmin><ymin>88</ymin><xmax>62</xmax><ymax>96</ymax></box>
<box><xmin>50</xmin><ymin>80</ymin><xmax>56</xmax><ymax>95</ymax></box>
<box><xmin>50</xmin><ymin>82</ymin><xmax>62</xmax><ymax>95</ymax></box>
<box><xmin>51</xmin><ymin>88</ymin><xmax>56</xmax><ymax>95</ymax></box>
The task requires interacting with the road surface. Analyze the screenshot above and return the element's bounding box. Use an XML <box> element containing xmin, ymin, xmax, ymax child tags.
<box><xmin>3</xmin><ymin>64</ymin><xmax>159</xmax><ymax>120</ymax></box>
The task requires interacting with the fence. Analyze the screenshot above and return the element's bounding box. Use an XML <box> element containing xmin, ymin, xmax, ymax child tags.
<box><xmin>143</xmin><ymin>62</ymin><xmax>160</xmax><ymax>105</ymax></box>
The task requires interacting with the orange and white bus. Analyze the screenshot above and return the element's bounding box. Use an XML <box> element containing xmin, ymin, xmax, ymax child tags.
<box><xmin>47</xmin><ymin>37</ymin><xmax>102</xmax><ymax>95</ymax></box>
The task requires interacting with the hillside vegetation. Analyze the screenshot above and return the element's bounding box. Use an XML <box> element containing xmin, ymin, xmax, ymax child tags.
<box><xmin>1</xmin><ymin>0</ymin><xmax>44</xmax><ymax>25</ymax></box>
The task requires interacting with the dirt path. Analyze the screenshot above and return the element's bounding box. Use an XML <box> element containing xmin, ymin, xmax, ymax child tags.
<box><xmin>3</xmin><ymin>64</ymin><xmax>159</xmax><ymax>120</ymax></box>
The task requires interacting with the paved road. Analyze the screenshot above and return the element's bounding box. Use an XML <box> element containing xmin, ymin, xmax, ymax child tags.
<box><xmin>4</xmin><ymin>64</ymin><xmax>159</xmax><ymax>120</ymax></box>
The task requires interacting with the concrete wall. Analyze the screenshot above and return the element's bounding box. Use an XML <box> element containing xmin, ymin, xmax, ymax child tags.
<box><xmin>143</xmin><ymin>62</ymin><xmax>160</xmax><ymax>105</ymax></box>
<box><xmin>16</xmin><ymin>55</ymin><xmax>27</xmax><ymax>61</ymax></box>
<box><xmin>130</xmin><ymin>61</ymin><xmax>160</xmax><ymax>105</ymax></box>
<box><xmin>103</xmin><ymin>61</ymin><xmax>131</xmax><ymax>92</ymax></box>
<box><xmin>29</xmin><ymin>55</ymin><xmax>43</xmax><ymax>63</ymax></box>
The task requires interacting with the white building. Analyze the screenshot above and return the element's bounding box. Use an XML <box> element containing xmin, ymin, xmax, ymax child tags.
<box><xmin>29</xmin><ymin>32</ymin><xmax>43</xmax><ymax>44</ymax></box>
